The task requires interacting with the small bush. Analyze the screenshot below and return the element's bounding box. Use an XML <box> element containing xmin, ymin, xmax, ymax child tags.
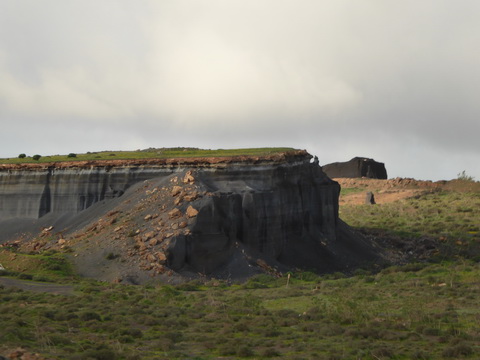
<box><xmin>32</xmin><ymin>275</ymin><xmax>53</xmax><ymax>282</ymax></box>
<box><xmin>18</xmin><ymin>273</ymin><xmax>33</xmax><ymax>280</ymax></box>
<box><xmin>176</xmin><ymin>279</ymin><xmax>203</xmax><ymax>291</ymax></box>
<box><xmin>79</xmin><ymin>311</ymin><xmax>102</xmax><ymax>321</ymax></box>
<box><xmin>457</xmin><ymin>170</ymin><xmax>475</xmax><ymax>182</ymax></box>
<box><xmin>260</xmin><ymin>348</ymin><xmax>281</xmax><ymax>357</ymax></box>
<box><xmin>18</xmin><ymin>153</ymin><xmax>26</xmax><ymax>159</ymax></box>
<box><xmin>117</xmin><ymin>328</ymin><xmax>143</xmax><ymax>339</ymax></box>
<box><xmin>237</xmin><ymin>345</ymin><xmax>255</xmax><ymax>357</ymax></box>
<box><xmin>105</xmin><ymin>253</ymin><xmax>119</xmax><ymax>260</ymax></box>
<box><xmin>32</xmin><ymin>154</ymin><xmax>41</xmax><ymax>161</ymax></box>
<box><xmin>49</xmin><ymin>333</ymin><xmax>72</xmax><ymax>346</ymax></box>
<box><xmin>82</xmin><ymin>348</ymin><xmax>117</xmax><ymax>360</ymax></box>
<box><xmin>67</xmin><ymin>153</ymin><xmax>77</xmax><ymax>158</ymax></box>
<box><xmin>243</xmin><ymin>274</ymin><xmax>278</xmax><ymax>289</ymax></box>
<box><xmin>442</xmin><ymin>343</ymin><xmax>473</xmax><ymax>357</ymax></box>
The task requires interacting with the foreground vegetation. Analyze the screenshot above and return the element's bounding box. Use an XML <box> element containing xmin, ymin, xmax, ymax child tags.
<box><xmin>1</xmin><ymin>179</ymin><xmax>479</xmax><ymax>359</ymax></box>
<box><xmin>1</xmin><ymin>261</ymin><xmax>479</xmax><ymax>360</ymax></box>
<box><xmin>0</xmin><ymin>148</ymin><xmax>296</xmax><ymax>164</ymax></box>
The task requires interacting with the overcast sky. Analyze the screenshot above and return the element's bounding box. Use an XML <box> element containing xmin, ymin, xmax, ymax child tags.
<box><xmin>1</xmin><ymin>1</ymin><xmax>479</xmax><ymax>181</ymax></box>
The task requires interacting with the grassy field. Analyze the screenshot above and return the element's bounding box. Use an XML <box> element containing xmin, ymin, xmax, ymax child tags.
<box><xmin>1</xmin><ymin>261</ymin><xmax>479</xmax><ymax>359</ymax></box>
<box><xmin>1</xmin><ymin>179</ymin><xmax>479</xmax><ymax>359</ymax></box>
<box><xmin>339</xmin><ymin>188</ymin><xmax>480</xmax><ymax>260</ymax></box>
<box><xmin>0</xmin><ymin>148</ymin><xmax>296</xmax><ymax>164</ymax></box>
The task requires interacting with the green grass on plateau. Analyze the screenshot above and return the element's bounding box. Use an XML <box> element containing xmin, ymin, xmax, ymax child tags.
<box><xmin>0</xmin><ymin>147</ymin><xmax>296</xmax><ymax>164</ymax></box>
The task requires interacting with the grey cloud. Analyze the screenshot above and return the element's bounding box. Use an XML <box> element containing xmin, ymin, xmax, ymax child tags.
<box><xmin>0</xmin><ymin>1</ymin><xmax>479</xmax><ymax>180</ymax></box>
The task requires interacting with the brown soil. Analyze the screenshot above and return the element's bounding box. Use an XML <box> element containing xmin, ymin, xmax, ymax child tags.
<box><xmin>0</xmin><ymin>347</ymin><xmax>49</xmax><ymax>360</ymax></box>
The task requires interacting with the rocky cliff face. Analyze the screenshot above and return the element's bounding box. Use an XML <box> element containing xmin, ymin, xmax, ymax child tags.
<box><xmin>0</xmin><ymin>167</ymin><xmax>172</xmax><ymax>220</ymax></box>
<box><xmin>322</xmin><ymin>157</ymin><xmax>388</xmax><ymax>179</ymax></box>
<box><xmin>0</xmin><ymin>151</ymin><xmax>380</xmax><ymax>282</ymax></box>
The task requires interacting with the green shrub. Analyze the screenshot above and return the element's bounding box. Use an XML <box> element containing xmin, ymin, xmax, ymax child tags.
<box><xmin>243</xmin><ymin>274</ymin><xmax>278</xmax><ymax>288</ymax></box>
<box><xmin>82</xmin><ymin>348</ymin><xmax>117</xmax><ymax>360</ymax></box>
<box><xmin>18</xmin><ymin>153</ymin><xmax>26</xmax><ymax>159</ymax></box>
<box><xmin>457</xmin><ymin>170</ymin><xmax>475</xmax><ymax>182</ymax></box>
<box><xmin>237</xmin><ymin>345</ymin><xmax>255</xmax><ymax>357</ymax></box>
<box><xmin>79</xmin><ymin>311</ymin><xmax>102</xmax><ymax>321</ymax></box>
<box><xmin>49</xmin><ymin>333</ymin><xmax>72</xmax><ymax>346</ymax></box>
<box><xmin>32</xmin><ymin>154</ymin><xmax>41</xmax><ymax>161</ymax></box>
<box><xmin>442</xmin><ymin>343</ymin><xmax>473</xmax><ymax>357</ymax></box>
<box><xmin>260</xmin><ymin>348</ymin><xmax>280</xmax><ymax>357</ymax></box>
<box><xmin>18</xmin><ymin>273</ymin><xmax>33</xmax><ymax>280</ymax></box>
<box><xmin>105</xmin><ymin>253</ymin><xmax>119</xmax><ymax>260</ymax></box>
<box><xmin>68</xmin><ymin>153</ymin><xmax>77</xmax><ymax>158</ymax></box>
<box><xmin>32</xmin><ymin>275</ymin><xmax>53</xmax><ymax>282</ymax></box>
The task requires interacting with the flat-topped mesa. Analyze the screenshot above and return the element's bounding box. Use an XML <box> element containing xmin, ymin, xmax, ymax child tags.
<box><xmin>0</xmin><ymin>149</ymin><xmax>380</xmax><ymax>280</ymax></box>
<box><xmin>0</xmin><ymin>150</ymin><xmax>311</xmax><ymax>221</ymax></box>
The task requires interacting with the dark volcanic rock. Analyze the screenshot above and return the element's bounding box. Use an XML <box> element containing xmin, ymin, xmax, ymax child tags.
<box><xmin>0</xmin><ymin>151</ymin><xmax>381</xmax><ymax>281</ymax></box>
<box><xmin>322</xmin><ymin>157</ymin><xmax>387</xmax><ymax>179</ymax></box>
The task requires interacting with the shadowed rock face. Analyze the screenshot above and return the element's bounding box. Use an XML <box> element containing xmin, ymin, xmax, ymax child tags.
<box><xmin>0</xmin><ymin>151</ymin><xmax>380</xmax><ymax>281</ymax></box>
<box><xmin>167</xmin><ymin>162</ymin><xmax>343</xmax><ymax>275</ymax></box>
<box><xmin>322</xmin><ymin>157</ymin><xmax>387</xmax><ymax>179</ymax></box>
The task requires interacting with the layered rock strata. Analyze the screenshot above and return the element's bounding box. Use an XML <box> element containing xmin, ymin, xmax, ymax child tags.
<box><xmin>0</xmin><ymin>151</ymin><xmax>379</xmax><ymax>281</ymax></box>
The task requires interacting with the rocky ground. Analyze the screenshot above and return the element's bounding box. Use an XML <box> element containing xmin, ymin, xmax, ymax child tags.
<box><xmin>335</xmin><ymin>177</ymin><xmax>480</xmax><ymax>206</ymax></box>
<box><xmin>10</xmin><ymin>170</ymin><xmax>207</xmax><ymax>284</ymax></box>
<box><xmin>0</xmin><ymin>348</ymin><xmax>47</xmax><ymax>360</ymax></box>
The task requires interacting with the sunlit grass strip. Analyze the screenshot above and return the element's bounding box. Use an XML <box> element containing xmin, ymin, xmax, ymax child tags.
<box><xmin>339</xmin><ymin>191</ymin><xmax>480</xmax><ymax>241</ymax></box>
<box><xmin>0</xmin><ymin>147</ymin><xmax>297</xmax><ymax>164</ymax></box>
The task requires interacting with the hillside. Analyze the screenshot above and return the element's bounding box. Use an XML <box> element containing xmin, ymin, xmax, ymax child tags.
<box><xmin>0</xmin><ymin>176</ymin><xmax>479</xmax><ymax>359</ymax></box>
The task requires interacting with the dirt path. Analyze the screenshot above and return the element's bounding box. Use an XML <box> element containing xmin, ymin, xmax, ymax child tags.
<box><xmin>0</xmin><ymin>277</ymin><xmax>74</xmax><ymax>295</ymax></box>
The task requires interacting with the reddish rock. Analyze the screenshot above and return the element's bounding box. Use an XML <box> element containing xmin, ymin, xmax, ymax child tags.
<box><xmin>186</xmin><ymin>205</ymin><xmax>198</xmax><ymax>218</ymax></box>
<box><xmin>168</xmin><ymin>208</ymin><xmax>182</xmax><ymax>219</ymax></box>
<box><xmin>171</xmin><ymin>186</ymin><xmax>182</xmax><ymax>196</ymax></box>
<box><xmin>143</xmin><ymin>231</ymin><xmax>155</xmax><ymax>240</ymax></box>
<box><xmin>146</xmin><ymin>253</ymin><xmax>156</xmax><ymax>262</ymax></box>
<box><xmin>184</xmin><ymin>192</ymin><xmax>198</xmax><ymax>202</ymax></box>
<box><xmin>183</xmin><ymin>171</ymin><xmax>195</xmax><ymax>184</ymax></box>
<box><xmin>156</xmin><ymin>251</ymin><xmax>167</xmax><ymax>263</ymax></box>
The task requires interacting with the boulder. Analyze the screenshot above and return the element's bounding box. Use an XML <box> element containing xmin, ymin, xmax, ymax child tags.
<box><xmin>365</xmin><ymin>192</ymin><xmax>376</xmax><ymax>204</ymax></box>
<box><xmin>186</xmin><ymin>205</ymin><xmax>199</xmax><ymax>218</ymax></box>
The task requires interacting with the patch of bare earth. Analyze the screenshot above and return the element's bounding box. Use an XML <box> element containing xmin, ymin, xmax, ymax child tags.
<box><xmin>335</xmin><ymin>177</ymin><xmax>445</xmax><ymax>205</ymax></box>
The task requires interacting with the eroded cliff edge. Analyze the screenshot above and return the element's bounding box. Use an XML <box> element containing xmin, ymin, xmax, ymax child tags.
<box><xmin>0</xmin><ymin>150</ymin><xmax>381</xmax><ymax>283</ymax></box>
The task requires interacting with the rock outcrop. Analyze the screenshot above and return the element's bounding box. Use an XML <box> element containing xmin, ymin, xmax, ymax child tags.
<box><xmin>322</xmin><ymin>157</ymin><xmax>387</xmax><ymax>179</ymax></box>
<box><xmin>0</xmin><ymin>151</ymin><xmax>381</xmax><ymax>282</ymax></box>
